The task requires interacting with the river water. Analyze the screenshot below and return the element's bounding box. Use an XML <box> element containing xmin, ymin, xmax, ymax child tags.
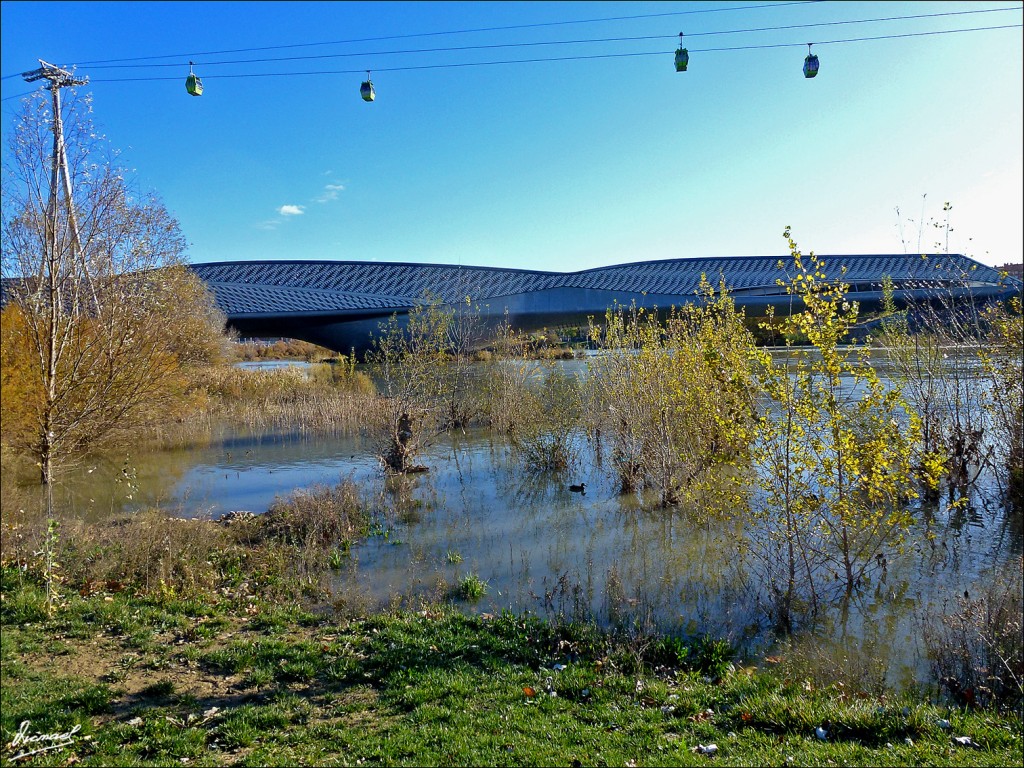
<box><xmin>15</xmin><ymin>355</ymin><xmax>1022</xmax><ymax>685</ymax></box>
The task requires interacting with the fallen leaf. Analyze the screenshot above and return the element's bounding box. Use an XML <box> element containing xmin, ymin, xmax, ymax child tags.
<box><xmin>523</xmin><ymin>686</ymin><xmax>536</xmax><ymax>698</ymax></box>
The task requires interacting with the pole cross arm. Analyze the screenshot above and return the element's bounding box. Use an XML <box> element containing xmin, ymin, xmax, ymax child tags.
<box><xmin>21</xmin><ymin>59</ymin><xmax>88</xmax><ymax>87</ymax></box>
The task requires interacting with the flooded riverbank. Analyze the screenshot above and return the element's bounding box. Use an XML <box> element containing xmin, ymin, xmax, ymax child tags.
<box><xmin>2</xmin><ymin>341</ymin><xmax>1020</xmax><ymax>690</ymax></box>
<box><xmin>6</xmin><ymin>411</ymin><xmax>1017</xmax><ymax>687</ymax></box>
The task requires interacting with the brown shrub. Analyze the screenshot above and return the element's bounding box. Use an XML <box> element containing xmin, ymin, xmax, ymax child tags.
<box><xmin>922</xmin><ymin>557</ymin><xmax>1024</xmax><ymax>711</ymax></box>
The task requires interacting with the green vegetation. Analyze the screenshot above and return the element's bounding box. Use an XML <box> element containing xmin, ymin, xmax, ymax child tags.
<box><xmin>453</xmin><ymin>573</ymin><xmax>489</xmax><ymax>601</ymax></box>
<box><xmin>744</xmin><ymin>233</ymin><xmax>924</xmax><ymax>632</ymax></box>
<box><xmin>444</xmin><ymin>550</ymin><xmax>463</xmax><ymax>564</ymax></box>
<box><xmin>2</xmin><ymin>573</ymin><xmax>1020</xmax><ymax>766</ymax></box>
<box><xmin>588</xmin><ymin>277</ymin><xmax>756</xmax><ymax>506</ymax></box>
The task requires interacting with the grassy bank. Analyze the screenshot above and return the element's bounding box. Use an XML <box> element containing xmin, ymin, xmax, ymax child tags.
<box><xmin>3</xmin><ymin>567</ymin><xmax>1022</xmax><ymax>767</ymax></box>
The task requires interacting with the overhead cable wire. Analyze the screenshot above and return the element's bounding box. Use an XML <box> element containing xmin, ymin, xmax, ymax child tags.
<box><xmin>1</xmin><ymin>89</ymin><xmax>35</xmax><ymax>102</ymax></box>
<box><xmin>62</xmin><ymin>0</ymin><xmax>824</xmax><ymax>66</ymax></box>
<box><xmin>63</xmin><ymin>5</ymin><xmax>1024</xmax><ymax>71</ymax></box>
<box><xmin>65</xmin><ymin>23</ymin><xmax>1021</xmax><ymax>84</ymax></box>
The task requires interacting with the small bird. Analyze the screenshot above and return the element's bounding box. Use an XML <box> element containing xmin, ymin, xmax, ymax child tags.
<box><xmin>569</xmin><ymin>483</ymin><xmax>586</xmax><ymax>494</ymax></box>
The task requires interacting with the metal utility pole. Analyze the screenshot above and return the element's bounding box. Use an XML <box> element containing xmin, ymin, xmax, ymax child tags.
<box><xmin>20</xmin><ymin>59</ymin><xmax>89</xmax><ymax>488</ymax></box>
<box><xmin>21</xmin><ymin>60</ymin><xmax>89</xmax><ymax>265</ymax></box>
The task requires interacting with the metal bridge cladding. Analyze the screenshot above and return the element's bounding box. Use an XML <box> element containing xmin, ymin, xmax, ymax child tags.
<box><xmin>188</xmin><ymin>254</ymin><xmax>1019</xmax><ymax>354</ymax></box>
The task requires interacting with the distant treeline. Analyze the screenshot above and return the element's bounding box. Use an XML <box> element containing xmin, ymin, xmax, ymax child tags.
<box><xmin>234</xmin><ymin>338</ymin><xmax>338</xmax><ymax>362</ymax></box>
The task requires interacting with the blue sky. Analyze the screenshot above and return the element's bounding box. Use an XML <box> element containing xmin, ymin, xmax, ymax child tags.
<box><xmin>2</xmin><ymin>1</ymin><xmax>1021</xmax><ymax>271</ymax></box>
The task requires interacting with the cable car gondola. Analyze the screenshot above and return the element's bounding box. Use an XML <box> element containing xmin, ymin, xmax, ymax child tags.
<box><xmin>360</xmin><ymin>71</ymin><xmax>375</xmax><ymax>102</ymax></box>
<box><xmin>803</xmin><ymin>44</ymin><xmax>819</xmax><ymax>78</ymax></box>
<box><xmin>674</xmin><ymin>32</ymin><xmax>689</xmax><ymax>72</ymax></box>
<box><xmin>186</xmin><ymin>61</ymin><xmax>203</xmax><ymax>96</ymax></box>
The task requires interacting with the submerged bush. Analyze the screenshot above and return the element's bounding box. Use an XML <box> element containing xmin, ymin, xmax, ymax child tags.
<box><xmin>588</xmin><ymin>278</ymin><xmax>757</xmax><ymax>506</ymax></box>
<box><xmin>745</xmin><ymin>235</ymin><xmax>923</xmax><ymax>633</ymax></box>
<box><xmin>512</xmin><ymin>367</ymin><xmax>584</xmax><ymax>473</ymax></box>
<box><xmin>978</xmin><ymin>295</ymin><xmax>1024</xmax><ymax>506</ymax></box>
<box><xmin>922</xmin><ymin>556</ymin><xmax>1023</xmax><ymax>711</ymax></box>
<box><xmin>262</xmin><ymin>479</ymin><xmax>370</xmax><ymax>548</ymax></box>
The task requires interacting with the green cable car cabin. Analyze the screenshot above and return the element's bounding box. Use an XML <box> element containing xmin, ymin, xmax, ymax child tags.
<box><xmin>186</xmin><ymin>62</ymin><xmax>203</xmax><ymax>96</ymax></box>
<box><xmin>674</xmin><ymin>33</ymin><xmax>688</xmax><ymax>72</ymax></box>
<box><xmin>803</xmin><ymin>45</ymin><xmax>819</xmax><ymax>78</ymax></box>
<box><xmin>360</xmin><ymin>72</ymin><xmax>375</xmax><ymax>102</ymax></box>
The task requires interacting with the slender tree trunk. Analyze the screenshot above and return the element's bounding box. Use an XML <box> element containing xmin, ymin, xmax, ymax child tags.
<box><xmin>40</xmin><ymin>85</ymin><xmax>63</xmax><ymax>487</ymax></box>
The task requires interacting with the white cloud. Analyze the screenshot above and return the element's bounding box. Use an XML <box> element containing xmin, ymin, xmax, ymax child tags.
<box><xmin>256</xmin><ymin>219</ymin><xmax>280</xmax><ymax>230</ymax></box>
<box><xmin>315</xmin><ymin>183</ymin><xmax>346</xmax><ymax>203</ymax></box>
<box><xmin>278</xmin><ymin>204</ymin><xmax>305</xmax><ymax>216</ymax></box>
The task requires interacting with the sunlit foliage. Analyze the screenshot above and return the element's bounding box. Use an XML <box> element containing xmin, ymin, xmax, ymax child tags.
<box><xmin>588</xmin><ymin>277</ymin><xmax>757</xmax><ymax>507</ymax></box>
<box><xmin>744</xmin><ymin>229</ymin><xmax>926</xmax><ymax>631</ymax></box>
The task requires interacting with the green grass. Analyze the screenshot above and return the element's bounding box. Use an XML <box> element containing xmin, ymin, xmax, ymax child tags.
<box><xmin>453</xmin><ymin>572</ymin><xmax>489</xmax><ymax>601</ymax></box>
<box><xmin>444</xmin><ymin>549</ymin><xmax>463</xmax><ymax>564</ymax></box>
<box><xmin>1</xmin><ymin>571</ymin><xmax>1021</xmax><ymax>766</ymax></box>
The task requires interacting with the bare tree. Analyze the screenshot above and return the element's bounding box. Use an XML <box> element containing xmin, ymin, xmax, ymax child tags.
<box><xmin>368</xmin><ymin>298</ymin><xmax>454</xmax><ymax>473</ymax></box>
<box><xmin>1</xmin><ymin>90</ymin><xmax>226</xmax><ymax>485</ymax></box>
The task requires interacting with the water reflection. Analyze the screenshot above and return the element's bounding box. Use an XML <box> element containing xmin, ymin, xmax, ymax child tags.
<box><xmin>6</xmin><ymin>356</ymin><xmax>1016</xmax><ymax>689</ymax></box>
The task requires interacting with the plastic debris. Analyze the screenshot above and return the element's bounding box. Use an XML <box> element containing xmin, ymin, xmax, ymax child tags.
<box><xmin>815</xmin><ymin>726</ymin><xmax>828</xmax><ymax>741</ymax></box>
<box><xmin>553</xmin><ymin>663</ymin><xmax>567</xmax><ymax>671</ymax></box>
<box><xmin>692</xmin><ymin>743</ymin><xmax>718</xmax><ymax>755</ymax></box>
<box><xmin>937</xmin><ymin>718</ymin><xmax>952</xmax><ymax>729</ymax></box>
<box><xmin>952</xmin><ymin>736</ymin><xmax>978</xmax><ymax>748</ymax></box>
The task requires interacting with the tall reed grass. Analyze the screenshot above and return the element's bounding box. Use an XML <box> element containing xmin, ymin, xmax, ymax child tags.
<box><xmin>198</xmin><ymin>365</ymin><xmax>379</xmax><ymax>435</ymax></box>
